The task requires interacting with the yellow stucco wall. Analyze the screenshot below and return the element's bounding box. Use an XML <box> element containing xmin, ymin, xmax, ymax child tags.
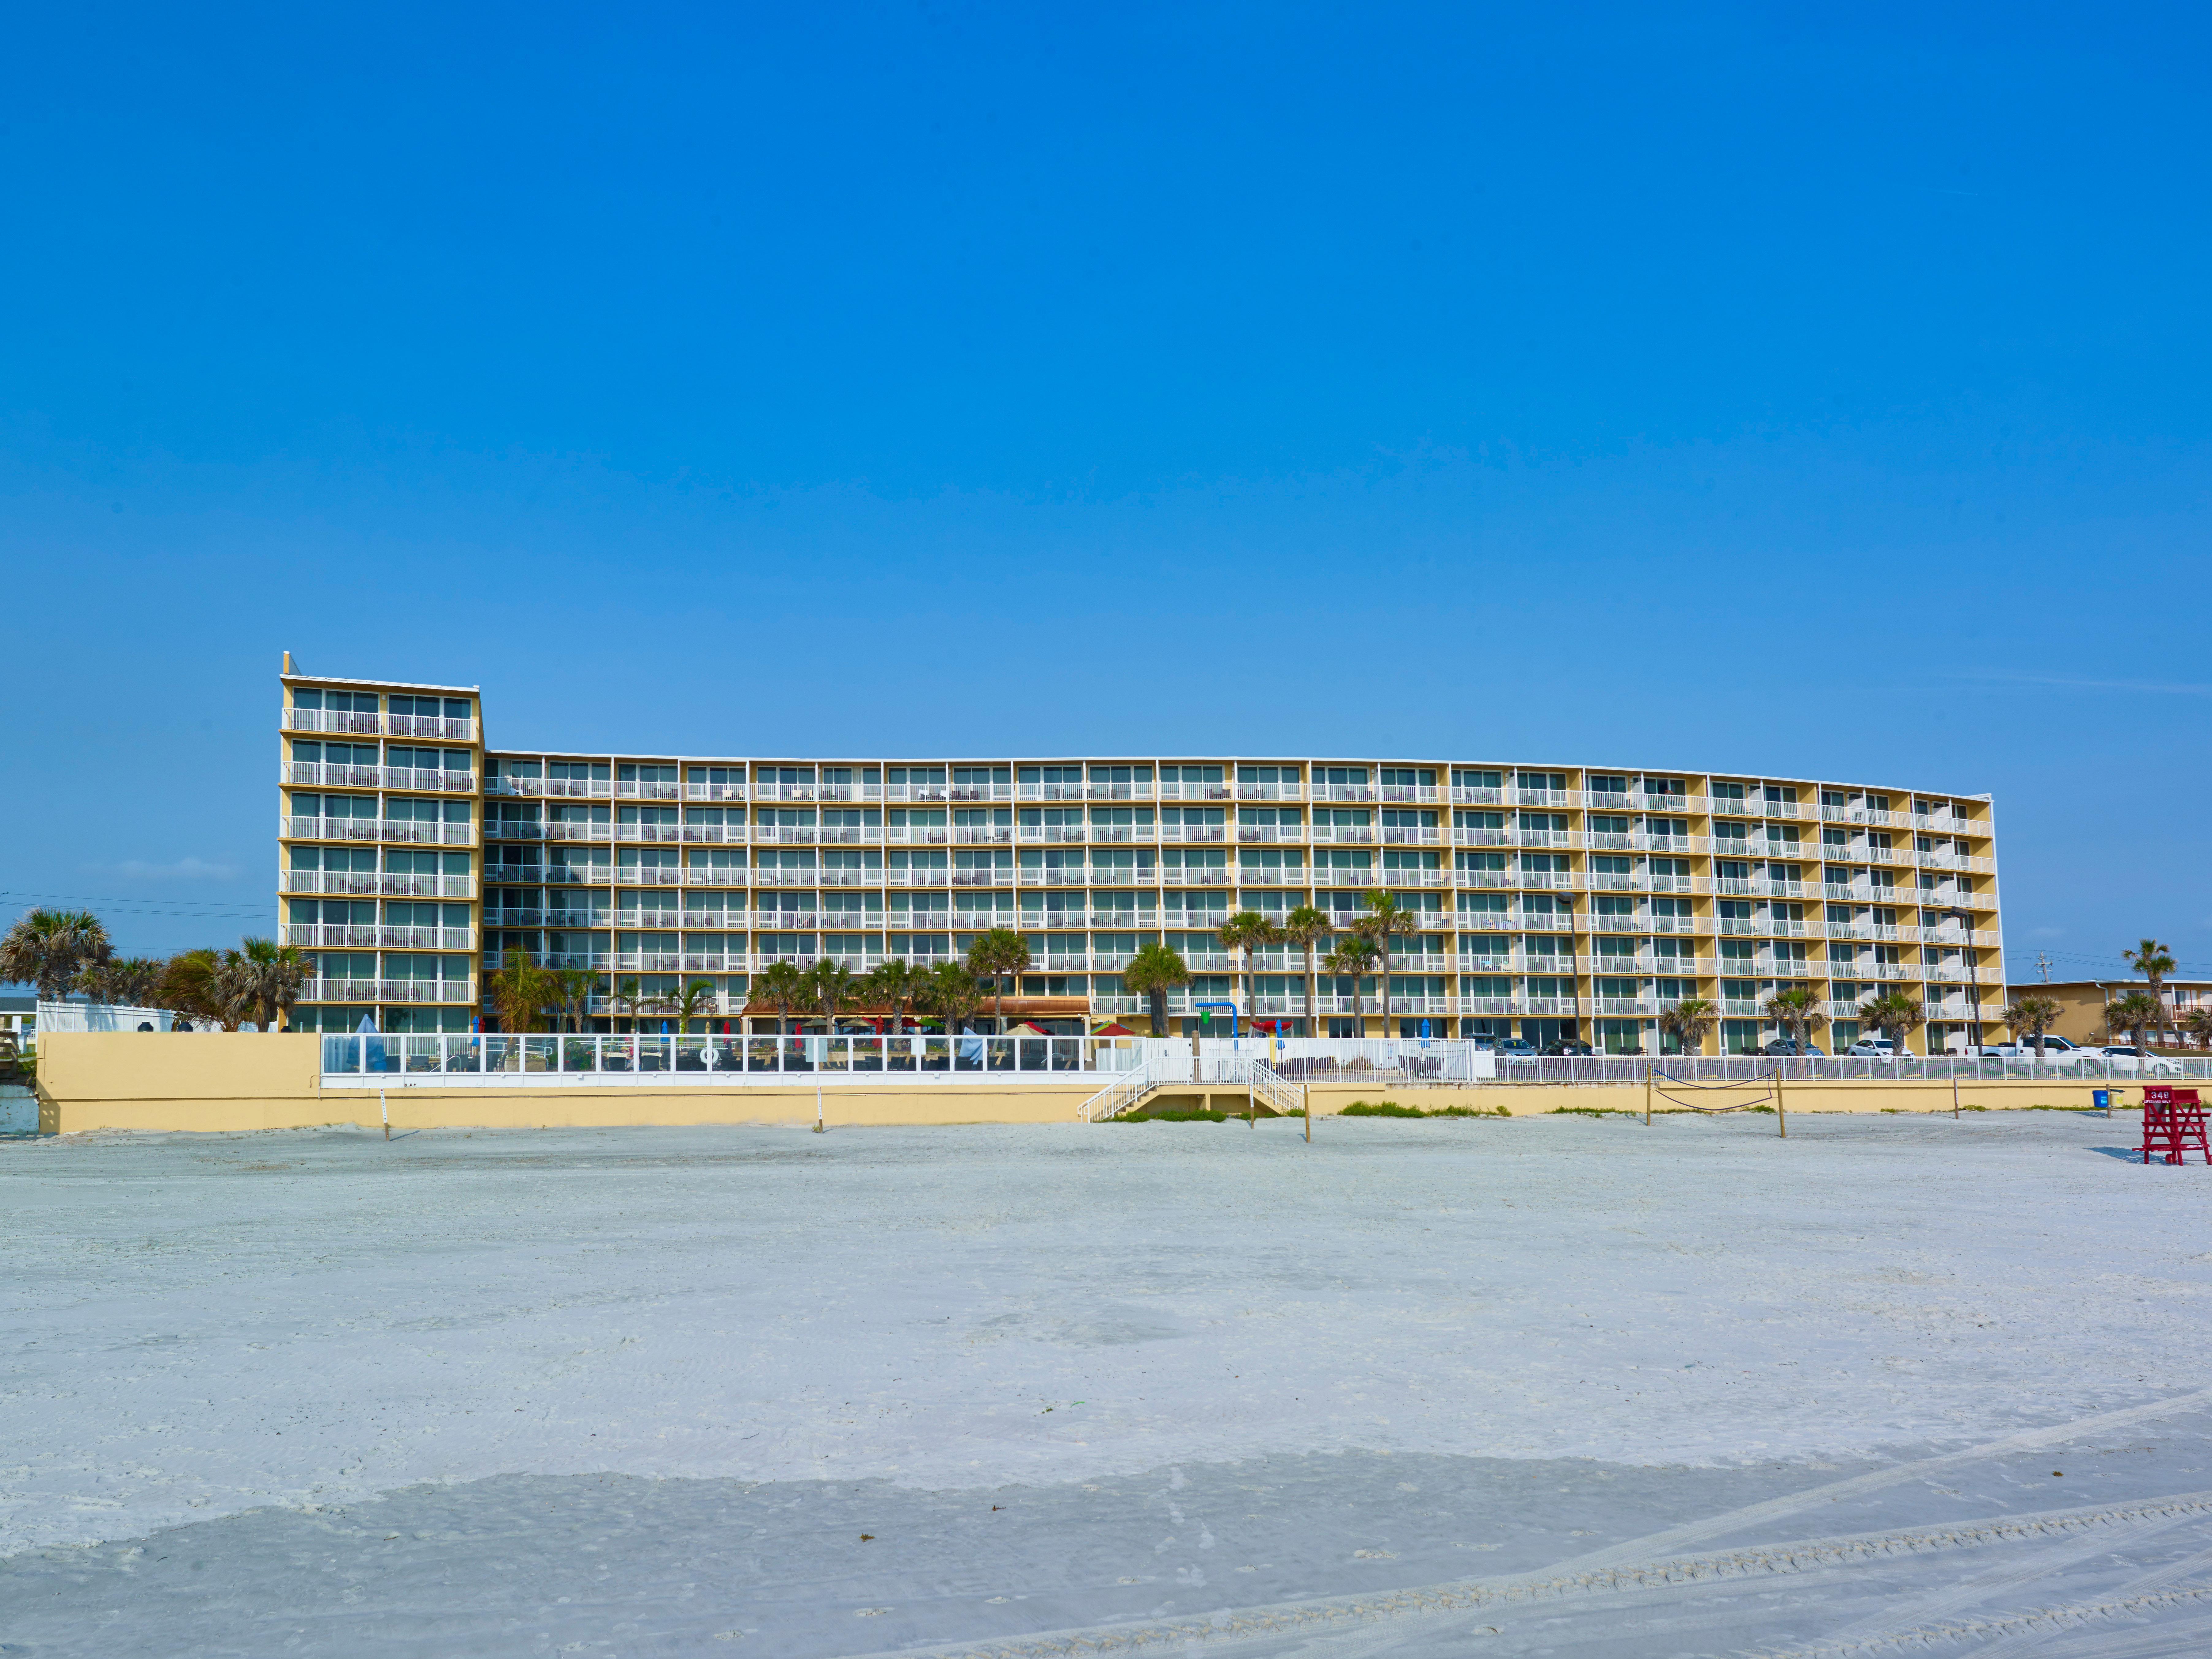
<box><xmin>31</xmin><ymin>1033</ymin><xmax>2149</xmax><ymax>1134</ymax></box>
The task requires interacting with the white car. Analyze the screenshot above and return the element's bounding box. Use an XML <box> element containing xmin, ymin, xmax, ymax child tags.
<box><xmin>2049</xmin><ymin>1043</ymin><xmax>2182</xmax><ymax>1076</ymax></box>
<box><xmin>2085</xmin><ymin>1045</ymin><xmax>2183</xmax><ymax>1077</ymax></box>
<box><xmin>1978</xmin><ymin>1037</ymin><xmax>2087</xmax><ymax>1060</ymax></box>
<box><xmin>1846</xmin><ymin>1038</ymin><xmax>1896</xmax><ymax>1058</ymax></box>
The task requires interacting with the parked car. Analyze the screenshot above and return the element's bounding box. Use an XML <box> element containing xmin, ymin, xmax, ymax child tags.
<box><xmin>1491</xmin><ymin>1037</ymin><xmax>1537</xmax><ymax>1058</ymax></box>
<box><xmin>1846</xmin><ymin>1037</ymin><xmax>1896</xmax><ymax>1057</ymax></box>
<box><xmin>2080</xmin><ymin>1045</ymin><xmax>2183</xmax><ymax>1077</ymax></box>
<box><xmin>1762</xmin><ymin>1039</ymin><xmax>1825</xmax><ymax>1056</ymax></box>
<box><xmin>1540</xmin><ymin>1039</ymin><xmax>1594</xmax><ymax>1057</ymax></box>
<box><xmin>1975</xmin><ymin>1038</ymin><xmax>2085</xmax><ymax>1059</ymax></box>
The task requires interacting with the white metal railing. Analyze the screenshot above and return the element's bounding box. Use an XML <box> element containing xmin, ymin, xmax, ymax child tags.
<box><xmin>283</xmin><ymin>870</ymin><xmax>478</xmax><ymax>899</ymax></box>
<box><xmin>301</xmin><ymin>978</ymin><xmax>475</xmax><ymax>1004</ymax></box>
<box><xmin>285</xmin><ymin>709</ymin><xmax>477</xmax><ymax>742</ymax></box>
<box><xmin>281</xmin><ymin>924</ymin><xmax>475</xmax><ymax>950</ymax></box>
<box><xmin>325</xmin><ymin>1032</ymin><xmax>1138</xmax><ymax>1081</ymax></box>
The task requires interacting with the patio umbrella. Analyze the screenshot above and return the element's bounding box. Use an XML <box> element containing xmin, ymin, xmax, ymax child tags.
<box><xmin>1090</xmin><ymin>1020</ymin><xmax>1136</xmax><ymax>1036</ymax></box>
<box><xmin>1007</xmin><ymin>1020</ymin><xmax>1053</xmax><ymax>1036</ymax></box>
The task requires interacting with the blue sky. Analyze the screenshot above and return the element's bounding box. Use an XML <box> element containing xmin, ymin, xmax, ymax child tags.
<box><xmin>3</xmin><ymin>2</ymin><xmax>2207</xmax><ymax>980</ymax></box>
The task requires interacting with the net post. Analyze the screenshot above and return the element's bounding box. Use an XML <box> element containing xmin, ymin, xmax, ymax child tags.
<box><xmin>1775</xmin><ymin>1064</ymin><xmax>1787</xmax><ymax>1137</ymax></box>
<box><xmin>1644</xmin><ymin>1060</ymin><xmax>1652</xmax><ymax>1127</ymax></box>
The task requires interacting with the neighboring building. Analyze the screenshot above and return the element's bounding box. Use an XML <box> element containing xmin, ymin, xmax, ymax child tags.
<box><xmin>0</xmin><ymin>994</ymin><xmax>33</xmax><ymax>1046</ymax></box>
<box><xmin>276</xmin><ymin>658</ymin><xmax>2006</xmax><ymax>1053</ymax></box>
<box><xmin>2002</xmin><ymin>979</ymin><xmax>2212</xmax><ymax>1047</ymax></box>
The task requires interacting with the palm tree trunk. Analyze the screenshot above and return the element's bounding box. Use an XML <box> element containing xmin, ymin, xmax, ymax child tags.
<box><xmin>1378</xmin><ymin>938</ymin><xmax>1393</xmax><ymax>1035</ymax></box>
<box><xmin>994</xmin><ymin>979</ymin><xmax>1005</xmax><ymax>1032</ymax></box>
<box><xmin>1303</xmin><ymin>944</ymin><xmax>1316</xmax><ymax>1036</ymax></box>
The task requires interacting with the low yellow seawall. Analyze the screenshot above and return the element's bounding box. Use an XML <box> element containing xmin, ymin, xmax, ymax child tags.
<box><xmin>30</xmin><ymin>1033</ymin><xmax>2147</xmax><ymax>1135</ymax></box>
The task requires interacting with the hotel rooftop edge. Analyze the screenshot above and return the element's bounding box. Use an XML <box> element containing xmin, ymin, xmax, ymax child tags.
<box><xmin>275</xmin><ymin>660</ymin><xmax>2003</xmax><ymax>1054</ymax></box>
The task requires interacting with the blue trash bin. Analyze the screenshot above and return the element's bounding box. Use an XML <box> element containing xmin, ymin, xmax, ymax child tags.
<box><xmin>2092</xmin><ymin>1089</ymin><xmax>2111</xmax><ymax>1112</ymax></box>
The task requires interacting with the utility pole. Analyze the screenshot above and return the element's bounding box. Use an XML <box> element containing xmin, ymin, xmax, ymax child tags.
<box><xmin>2036</xmin><ymin>952</ymin><xmax>2053</xmax><ymax>984</ymax></box>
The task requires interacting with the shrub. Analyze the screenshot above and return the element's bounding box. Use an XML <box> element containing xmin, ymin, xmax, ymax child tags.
<box><xmin>1341</xmin><ymin>1100</ymin><xmax>1424</xmax><ymax>1117</ymax></box>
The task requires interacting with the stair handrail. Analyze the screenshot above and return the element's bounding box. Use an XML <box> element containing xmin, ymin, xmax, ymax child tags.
<box><xmin>1080</xmin><ymin>1060</ymin><xmax>1157</xmax><ymax>1123</ymax></box>
<box><xmin>1246</xmin><ymin>1058</ymin><xmax>1300</xmax><ymax>1116</ymax></box>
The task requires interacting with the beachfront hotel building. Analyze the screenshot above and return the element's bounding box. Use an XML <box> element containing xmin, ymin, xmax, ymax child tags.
<box><xmin>275</xmin><ymin>659</ymin><xmax>2005</xmax><ymax>1053</ymax></box>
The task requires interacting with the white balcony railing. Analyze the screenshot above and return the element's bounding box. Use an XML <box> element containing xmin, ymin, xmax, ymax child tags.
<box><xmin>285</xmin><ymin>708</ymin><xmax>477</xmax><ymax>742</ymax></box>
<box><xmin>300</xmin><ymin>978</ymin><xmax>476</xmax><ymax>1005</ymax></box>
<box><xmin>282</xmin><ymin>869</ymin><xmax>479</xmax><ymax>899</ymax></box>
<box><xmin>281</xmin><ymin>925</ymin><xmax>475</xmax><ymax>951</ymax></box>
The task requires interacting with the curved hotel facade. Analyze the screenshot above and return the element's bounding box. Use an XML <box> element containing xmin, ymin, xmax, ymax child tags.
<box><xmin>276</xmin><ymin>663</ymin><xmax>2004</xmax><ymax>1054</ymax></box>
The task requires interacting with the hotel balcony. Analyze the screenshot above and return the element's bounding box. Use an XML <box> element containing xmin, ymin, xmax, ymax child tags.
<box><xmin>952</xmin><ymin>869</ymin><xmax>1017</xmax><ymax>888</ymax></box>
<box><xmin>1450</xmin><ymin>785</ymin><xmax>1507</xmax><ymax>806</ymax></box>
<box><xmin>884</xmin><ymin>869</ymin><xmax>953</xmax><ymax>888</ymax></box>
<box><xmin>1236</xmin><ymin>826</ymin><xmax>1303</xmax><ymax>844</ymax></box>
<box><xmin>884</xmin><ymin>782</ymin><xmax>951</xmax><ymax>803</ymax></box>
<box><xmin>1593</xmin><ymin>997</ymin><xmax>1659</xmax><ymax>1016</ymax></box>
<box><xmin>613</xmin><ymin>780</ymin><xmax>682</xmax><ymax>800</ymax></box>
<box><xmin>612</xmin><ymin>823</ymin><xmax>687</xmax><ymax>844</ymax></box>
<box><xmin>281</xmin><ymin>869</ymin><xmax>478</xmax><ymax>899</ymax></box>
<box><xmin>1379</xmin><ymin>785</ymin><xmax>1443</xmax><ymax>805</ymax></box>
<box><xmin>1380</xmin><ymin>827</ymin><xmax>1442</xmax><ymax>845</ymax></box>
<box><xmin>284</xmin><ymin>707</ymin><xmax>477</xmax><ymax>742</ymax></box>
<box><xmin>1236</xmin><ymin>782</ymin><xmax>1304</xmax><ymax>801</ymax></box>
<box><xmin>1161</xmin><ymin>825</ymin><xmax>1228</xmax><ymax>844</ymax></box>
<box><xmin>1308</xmin><ymin>826</ymin><xmax>1374</xmax><ymax>845</ymax></box>
<box><xmin>284</xmin><ymin>761</ymin><xmax>476</xmax><ymax>794</ymax></box>
<box><xmin>1015</xmin><ymin>826</ymin><xmax>1087</xmax><ymax>844</ymax></box>
<box><xmin>281</xmin><ymin>924</ymin><xmax>476</xmax><ymax>951</ymax></box>
<box><xmin>284</xmin><ymin>815</ymin><xmax>475</xmax><ymax>847</ymax></box>
<box><xmin>954</xmin><ymin>827</ymin><xmax>1013</xmax><ymax>845</ymax></box>
<box><xmin>300</xmin><ymin>978</ymin><xmax>476</xmax><ymax>1005</ymax></box>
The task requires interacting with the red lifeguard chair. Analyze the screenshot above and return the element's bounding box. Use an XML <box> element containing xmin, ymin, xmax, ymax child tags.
<box><xmin>2140</xmin><ymin>1087</ymin><xmax>2210</xmax><ymax>1165</ymax></box>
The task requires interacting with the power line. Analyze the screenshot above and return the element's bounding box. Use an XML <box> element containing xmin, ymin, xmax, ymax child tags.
<box><xmin>0</xmin><ymin>889</ymin><xmax>273</xmax><ymax>919</ymax></box>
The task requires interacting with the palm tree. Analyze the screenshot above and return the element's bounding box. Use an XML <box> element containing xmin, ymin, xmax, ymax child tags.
<box><xmin>1763</xmin><ymin>985</ymin><xmax>1823</xmax><ymax>1052</ymax></box>
<box><xmin>552</xmin><ymin>967</ymin><xmax>600</xmax><ymax>1033</ymax></box>
<box><xmin>0</xmin><ymin>908</ymin><xmax>113</xmax><ymax>1001</ymax></box>
<box><xmin>1353</xmin><ymin>891</ymin><xmax>1418</xmax><ymax>1034</ymax></box>
<box><xmin>488</xmin><ymin>950</ymin><xmax>553</xmax><ymax>1034</ymax></box>
<box><xmin>2004</xmin><ymin>994</ymin><xmax>2063</xmax><ymax>1058</ymax></box>
<box><xmin>610</xmin><ymin>976</ymin><xmax>650</xmax><ymax>1032</ymax></box>
<box><xmin>862</xmin><ymin>959</ymin><xmax>925</xmax><ymax>1034</ymax></box>
<box><xmin>669</xmin><ymin>978</ymin><xmax>719</xmax><ymax>1035</ymax></box>
<box><xmin>75</xmin><ymin>956</ymin><xmax>167</xmax><ymax>1008</ymax></box>
<box><xmin>231</xmin><ymin>937</ymin><xmax>311</xmax><ymax>1032</ymax></box>
<box><xmin>922</xmin><ymin>960</ymin><xmax>983</xmax><ymax>1036</ymax></box>
<box><xmin>965</xmin><ymin>927</ymin><xmax>1032</xmax><ymax>1032</ymax></box>
<box><xmin>204</xmin><ymin>949</ymin><xmax>259</xmax><ymax>1032</ymax></box>
<box><xmin>1280</xmin><ymin>905</ymin><xmax>1330</xmax><ymax>1037</ymax></box>
<box><xmin>2124</xmin><ymin>939</ymin><xmax>2178</xmax><ymax>1042</ymax></box>
<box><xmin>1657</xmin><ymin>996</ymin><xmax>1717</xmax><ymax>1057</ymax></box>
<box><xmin>2181</xmin><ymin>1006</ymin><xmax>2212</xmax><ymax>1052</ymax></box>
<box><xmin>1120</xmin><ymin>942</ymin><xmax>1189</xmax><ymax>1037</ymax></box>
<box><xmin>1218</xmin><ymin>910</ymin><xmax>1280</xmax><ymax>1032</ymax></box>
<box><xmin>154</xmin><ymin>948</ymin><xmax>224</xmax><ymax>1027</ymax></box>
<box><xmin>807</xmin><ymin>957</ymin><xmax>857</xmax><ymax>1033</ymax></box>
<box><xmin>1320</xmin><ymin>934</ymin><xmax>1380</xmax><ymax>1029</ymax></box>
<box><xmin>752</xmin><ymin>960</ymin><xmax>809</xmax><ymax>1034</ymax></box>
<box><xmin>2105</xmin><ymin>990</ymin><xmax>2164</xmax><ymax>1055</ymax></box>
<box><xmin>1858</xmin><ymin>989</ymin><xmax>1926</xmax><ymax>1059</ymax></box>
